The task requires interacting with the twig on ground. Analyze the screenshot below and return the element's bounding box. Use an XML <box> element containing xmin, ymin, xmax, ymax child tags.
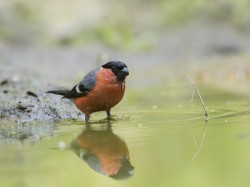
<box><xmin>183</xmin><ymin>70</ymin><xmax>209</xmax><ymax>167</ymax></box>
<box><xmin>184</xmin><ymin>70</ymin><xmax>209</xmax><ymax>120</ymax></box>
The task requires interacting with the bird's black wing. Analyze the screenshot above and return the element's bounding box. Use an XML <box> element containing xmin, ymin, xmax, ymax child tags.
<box><xmin>62</xmin><ymin>85</ymin><xmax>87</xmax><ymax>98</ymax></box>
<box><xmin>63</xmin><ymin>68</ymin><xmax>99</xmax><ymax>99</ymax></box>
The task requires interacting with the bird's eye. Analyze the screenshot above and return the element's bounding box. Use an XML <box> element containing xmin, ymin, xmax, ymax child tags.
<box><xmin>111</xmin><ymin>67</ymin><xmax>116</xmax><ymax>71</ymax></box>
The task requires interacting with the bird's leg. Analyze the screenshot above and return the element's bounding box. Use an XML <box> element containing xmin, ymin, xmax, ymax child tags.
<box><xmin>85</xmin><ymin>114</ymin><xmax>90</xmax><ymax>123</ymax></box>
<box><xmin>106</xmin><ymin>109</ymin><xmax>111</xmax><ymax>117</ymax></box>
<box><xmin>106</xmin><ymin>109</ymin><xmax>113</xmax><ymax>121</ymax></box>
<box><xmin>106</xmin><ymin>109</ymin><xmax>120</xmax><ymax>121</ymax></box>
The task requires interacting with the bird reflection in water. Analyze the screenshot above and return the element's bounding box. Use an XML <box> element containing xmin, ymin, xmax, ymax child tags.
<box><xmin>71</xmin><ymin>122</ymin><xmax>134</xmax><ymax>179</ymax></box>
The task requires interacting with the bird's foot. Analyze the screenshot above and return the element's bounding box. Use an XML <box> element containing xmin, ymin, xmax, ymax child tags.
<box><xmin>106</xmin><ymin>115</ymin><xmax>120</xmax><ymax>121</ymax></box>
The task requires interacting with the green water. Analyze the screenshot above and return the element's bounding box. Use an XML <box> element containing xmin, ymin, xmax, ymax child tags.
<box><xmin>1</xmin><ymin>84</ymin><xmax>250</xmax><ymax>187</ymax></box>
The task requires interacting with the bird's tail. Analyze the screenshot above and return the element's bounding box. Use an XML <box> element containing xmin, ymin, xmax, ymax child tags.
<box><xmin>46</xmin><ymin>90</ymin><xmax>70</xmax><ymax>96</ymax></box>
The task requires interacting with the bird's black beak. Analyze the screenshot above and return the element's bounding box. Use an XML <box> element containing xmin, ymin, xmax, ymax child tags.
<box><xmin>121</xmin><ymin>67</ymin><xmax>129</xmax><ymax>76</ymax></box>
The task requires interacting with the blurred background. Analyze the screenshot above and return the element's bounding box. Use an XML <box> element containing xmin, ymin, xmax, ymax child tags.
<box><xmin>1</xmin><ymin>0</ymin><xmax>250</xmax><ymax>50</ymax></box>
<box><xmin>1</xmin><ymin>0</ymin><xmax>250</xmax><ymax>52</ymax></box>
<box><xmin>0</xmin><ymin>0</ymin><xmax>250</xmax><ymax>90</ymax></box>
<box><xmin>1</xmin><ymin>1</ymin><xmax>250</xmax><ymax>187</ymax></box>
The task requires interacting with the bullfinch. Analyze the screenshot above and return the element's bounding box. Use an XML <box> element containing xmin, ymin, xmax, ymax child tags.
<box><xmin>47</xmin><ymin>61</ymin><xmax>129</xmax><ymax>122</ymax></box>
<box><xmin>71</xmin><ymin>123</ymin><xmax>134</xmax><ymax>179</ymax></box>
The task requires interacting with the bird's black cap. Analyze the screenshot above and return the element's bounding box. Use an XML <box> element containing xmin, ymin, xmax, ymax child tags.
<box><xmin>102</xmin><ymin>61</ymin><xmax>129</xmax><ymax>82</ymax></box>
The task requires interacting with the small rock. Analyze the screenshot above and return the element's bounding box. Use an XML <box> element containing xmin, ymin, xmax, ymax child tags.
<box><xmin>16</xmin><ymin>103</ymin><xmax>27</xmax><ymax>110</ymax></box>
<box><xmin>0</xmin><ymin>79</ymin><xmax>8</xmax><ymax>85</ymax></box>
<box><xmin>26</xmin><ymin>91</ymin><xmax>38</xmax><ymax>98</ymax></box>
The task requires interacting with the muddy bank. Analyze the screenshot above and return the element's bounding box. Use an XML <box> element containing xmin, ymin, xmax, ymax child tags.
<box><xmin>0</xmin><ymin>77</ymin><xmax>84</xmax><ymax>124</ymax></box>
<box><xmin>0</xmin><ymin>75</ymin><xmax>86</xmax><ymax>143</ymax></box>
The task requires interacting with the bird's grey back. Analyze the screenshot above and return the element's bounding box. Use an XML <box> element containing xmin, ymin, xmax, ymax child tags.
<box><xmin>80</xmin><ymin>67</ymin><xmax>100</xmax><ymax>91</ymax></box>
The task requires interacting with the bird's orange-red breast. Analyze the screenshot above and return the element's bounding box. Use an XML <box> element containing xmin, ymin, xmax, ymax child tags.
<box><xmin>47</xmin><ymin>61</ymin><xmax>129</xmax><ymax>122</ymax></box>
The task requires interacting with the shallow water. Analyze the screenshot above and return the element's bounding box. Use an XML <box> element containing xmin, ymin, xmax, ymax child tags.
<box><xmin>1</xmin><ymin>84</ymin><xmax>250</xmax><ymax>187</ymax></box>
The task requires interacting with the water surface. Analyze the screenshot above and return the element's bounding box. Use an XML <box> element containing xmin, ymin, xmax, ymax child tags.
<box><xmin>1</xmin><ymin>84</ymin><xmax>250</xmax><ymax>187</ymax></box>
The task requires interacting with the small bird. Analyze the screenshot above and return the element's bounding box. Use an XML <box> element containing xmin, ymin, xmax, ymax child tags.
<box><xmin>47</xmin><ymin>61</ymin><xmax>129</xmax><ymax>122</ymax></box>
